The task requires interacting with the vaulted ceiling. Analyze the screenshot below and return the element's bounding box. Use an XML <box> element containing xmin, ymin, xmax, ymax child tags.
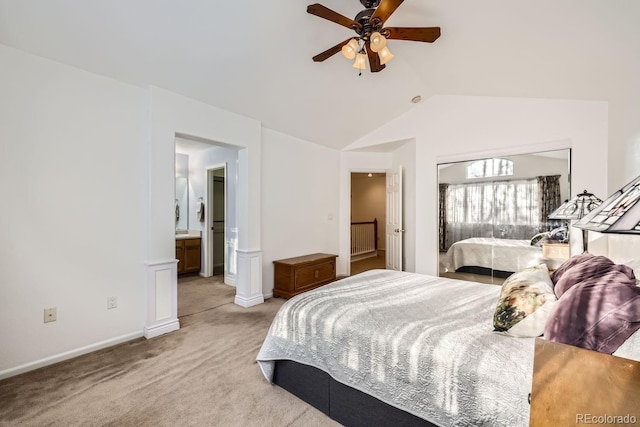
<box><xmin>1</xmin><ymin>1</ymin><xmax>639</xmax><ymax>150</ymax></box>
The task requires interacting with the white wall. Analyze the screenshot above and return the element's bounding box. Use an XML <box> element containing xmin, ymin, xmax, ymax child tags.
<box><xmin>349</xmin><ymin>95</ymin><xmax>608</xmax><ymax>275</ymax></box>
<box><xmin>261</xmin><ymin>128</ymin><xmax>340</xmax><ymax>294</ymax></box>
<box><xmin>0</xmin><ymin>43</ymin><xmax>348</xmax><ymax>377</ymax></box>
<box><xmin>607</xmin><ymin>91</ymin><xmax>640</xmax><ymax>193</ymax></box>
<box><xmin>0</xmin><ymin>45</ymin><xmax>147</xmax><ymax>377</ymax></box>
<box><xmin>0</xmin><ymin>43</ymin><xmax>292</xmax><ymax>375</ymax></box>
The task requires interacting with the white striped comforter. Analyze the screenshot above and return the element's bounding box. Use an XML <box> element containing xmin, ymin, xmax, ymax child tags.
<box><xmin>257</xmin><ymin>270</ymin><xmax>536</xmax><ymax>426</ymax></box>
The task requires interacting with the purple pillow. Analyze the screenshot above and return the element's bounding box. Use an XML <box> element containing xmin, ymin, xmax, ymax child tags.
<box><xmin>544</xmin><ymin>269</ymin><xmax>640</xmax><ymax>353</ymax></box>
<box><xmin>550</xmin><ymin>254</ymin><xmax>594</xmax><ymax>284</ymax></box>
<box><xmin>552</xmin><ymin>254</ymin><xmax>635</xmax><ymax>298</ymax></box>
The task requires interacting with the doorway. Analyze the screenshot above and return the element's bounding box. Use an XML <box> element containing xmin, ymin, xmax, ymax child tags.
<box><xmin>174</xmin><ymin>137</ymin><xmax>239</xmax><ymax>318</ymax></box>
<box><xmin>208</xmin><ymin>167</ymin><xmax>226</xmax><ymax>277</ymax></box>
<box><xmin>350</xmin><ymin>172</ymin><xmax>386</xmax><ymax>275</ymax></box>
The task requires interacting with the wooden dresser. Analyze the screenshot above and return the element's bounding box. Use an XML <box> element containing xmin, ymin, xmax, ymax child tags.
<box><xmin>273</xmin><ymin>253</ymin><xmax>338</xmax><ymax>298</ymax></box>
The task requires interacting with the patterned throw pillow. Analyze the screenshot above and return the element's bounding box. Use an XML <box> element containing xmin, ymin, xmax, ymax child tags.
<box><xmin>493</xmin><ymin>264</ymin><xmax>557</xmax><ymax>337</ymax></box>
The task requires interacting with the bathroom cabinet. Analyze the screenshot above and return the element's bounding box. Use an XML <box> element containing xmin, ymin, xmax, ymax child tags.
<box><xmin>176</xmin><ymin>237</ymin><xmax>201</xmax><ymax>275</ymax></box>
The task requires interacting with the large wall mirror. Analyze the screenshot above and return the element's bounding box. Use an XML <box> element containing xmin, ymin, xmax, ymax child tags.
<box><xmin>438</xmin><ymin>149</ymin><xmax>571</xmax><ymax>284</ymax></box>
<box><xmin>175</xmin><ymin>153</ymin><xmax>189</xmax><ymax>231</ymax></box>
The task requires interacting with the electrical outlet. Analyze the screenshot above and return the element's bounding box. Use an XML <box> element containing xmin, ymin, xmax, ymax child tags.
<box><xmin>107</xmin><ymin>296</ymin><xmax>118</xmax><ymax>309</ymax></box>
<box><xmin>44</xmin><ymin>307</ymin><xmax>57</xmax><ymax>323</ymax></box>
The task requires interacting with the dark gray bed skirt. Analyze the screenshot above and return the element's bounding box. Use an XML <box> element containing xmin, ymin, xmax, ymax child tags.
<box><xmin>273</xmin><ymin>360</ymin><xmax>438</xmax><ymax>427</ymax></box>
<box><xmin>456</xmin><ymin>265</ymin><xmax>513</xmax><ymax>278</ymax></box>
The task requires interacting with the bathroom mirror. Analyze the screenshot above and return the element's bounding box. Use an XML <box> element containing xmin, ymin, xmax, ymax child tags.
<box><xmin>438</xmin><ymin>149</ymin><xmax>571</xmax><ymax>283</ymax></box>
<box><xmin>175</xmin><ymin>153</ymin><xmax>189</xmax><ymax>231</ymax></box>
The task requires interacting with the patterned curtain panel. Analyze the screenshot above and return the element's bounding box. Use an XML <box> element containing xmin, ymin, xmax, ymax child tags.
<box><xmin>439</xmin><ymin>183</ymin><xmax>448</xmax><ymax>251</ymax></box>
<box><xmin>537</xmin><ymin>175</ymin><xmax>561</xmax><ymax>226</ymax></box>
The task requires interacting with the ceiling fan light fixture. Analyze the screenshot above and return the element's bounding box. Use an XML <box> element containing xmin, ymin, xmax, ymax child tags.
<box><xmin>307</xmin><ymin>1</ymin><xmax>441</xmax><ymax>73</ymax></box>
<box><xmin>377</xmin><ymin>46</ymin><xmax>394</xmax><ymax>65</ymax></box>
<box><xmin>369</xmin><ymin>31</ymin><xmax>386</xmax><ymax>52</ymax></box>
<box><xmin>353</xmin><ymin>51</ymin><xmax>368</xmax><ymax>69</ymax></box>
<box><xmin>341</xmin><ymin>38</ymin><xmax>360</xmax><ymax>59</ymax></box>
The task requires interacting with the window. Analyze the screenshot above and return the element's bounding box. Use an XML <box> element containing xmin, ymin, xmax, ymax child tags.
<box><xmin>445</xmin><ymin>178</ymin><xmax>539</xmax><ymax>246</ymax></box>
<box><xmin>466</xmin><ymin>158</ymin><xmax>513</xmax><ymax>179</ymax></box>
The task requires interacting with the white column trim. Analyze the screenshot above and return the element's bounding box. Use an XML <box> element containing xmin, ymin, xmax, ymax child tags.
<box><xmin>144</xmin><ymin>259</ymin><xmax>180</xmax><ymax>339</ymax></box>
<box><xmin>234</xmin><ymin>249</ymin><xmax>264</xmax><ymax>307</ymax></box>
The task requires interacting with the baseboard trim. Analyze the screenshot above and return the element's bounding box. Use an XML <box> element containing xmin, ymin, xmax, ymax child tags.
<box><xmin>350</xmin><ymin>251</ymin><xmax>378</xmax><ymax>262</ymax></box>
<box><xmin>234</xmin><ymin>294</ymin><xmax>264</xmax><ymax>308</ymax></box>
<box><xmin>0</xmin><ymin>330</ymin><xmax>143</xmax><ymax>380</ymax></box>
<box><xmin>144</xmin><ymin>318</ymin><xmax>180</xmax><ymax>339</ymax></box>
<box><xmin>263</xmin><ymin>292</ymin><xmax>273</xmax><ymax>299</ymax></box>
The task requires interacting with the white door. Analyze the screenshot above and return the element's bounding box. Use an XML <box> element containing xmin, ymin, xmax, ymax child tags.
<box><xmin>386</xmin><ymin>166</ymin><xmax>403</xmax><ymax>271</ymax></box>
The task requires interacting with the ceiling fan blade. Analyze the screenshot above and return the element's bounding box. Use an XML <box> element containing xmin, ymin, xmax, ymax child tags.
<box><xmin>384</xmin><ymin>27</ymin><xmax>441</xmax><ymax>43</ymax></box>
<box><xmin>312</xmin><ymin>39</ymin><xmax>352</xmax><ymax>62</ymax></box>
<box><xmin>371</xmin><ymin>0</ymin><xmax>404</xmax><ymax>26</ymax></box>
<box><xmin>307</xmin><ymin>4</ymin><xmax>361</xmax><ymax>31</ymax></box>
<box><xmin>365</xmin><ymin>42</ymin><xmax>385</xmax><ymax>72</ymax></box>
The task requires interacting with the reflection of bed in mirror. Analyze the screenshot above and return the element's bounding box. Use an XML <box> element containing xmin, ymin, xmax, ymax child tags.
<box><xmin>441</xmin><ymin>237</ymin><xmax>543</xmax><ymax>277</ymax></box>
<box><xmin>438</xmin><ymin>149</ymin><xmax>571</xmax><ymax>280</ymax></box>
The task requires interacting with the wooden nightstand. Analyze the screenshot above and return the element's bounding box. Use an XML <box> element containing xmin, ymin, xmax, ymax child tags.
<box><xmin>273</xmin><ymin>253</ymin><xmax>338</xmax><ymax>298</ymax></box>
<box><xmin>541</xmin><ymin>242</ymin><xmax>570</xmax><ymax>271</ymax></box>
<box><xmin>542</xmin><ymin>242</ymin><xmax>570</xmax><ymax>259</ymax></box>
<box><xmin>530</xmin><ymin>338</ymin><xmax>640</xmax><ymax>426</ymax></box>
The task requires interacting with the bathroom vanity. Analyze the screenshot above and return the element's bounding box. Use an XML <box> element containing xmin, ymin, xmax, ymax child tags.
<box><xmin>176</xmin><ymin>233</ymin><xmax>201</xmax><ymax>275</ymax></box>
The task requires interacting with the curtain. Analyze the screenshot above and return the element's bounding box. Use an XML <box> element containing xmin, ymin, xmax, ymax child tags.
<box><xmin>444</xmin><ymin>178</ymin><xmax>540</xmax><ymax>249</ymax></box>
<box><xmin>439</xmin><ymin>183</ymin><xmax>448</xmax><ymax>251</ymax></box>
<box><xmin>537</xmin><ymin>175</ymin><xmax>561</xmax><ymax>226</ymax></box>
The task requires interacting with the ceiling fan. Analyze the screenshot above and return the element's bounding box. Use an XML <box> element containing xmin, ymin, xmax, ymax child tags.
<box><xmin>307</xmin><ymin>0</ymin><xmax>441</xmax><ymax>73</ymax></box>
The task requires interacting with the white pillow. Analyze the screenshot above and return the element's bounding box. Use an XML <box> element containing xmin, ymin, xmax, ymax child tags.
<box><xmin>492</xmin><ymin>263</ymin><xmax>557</xmax><ymax>337</ymax></box>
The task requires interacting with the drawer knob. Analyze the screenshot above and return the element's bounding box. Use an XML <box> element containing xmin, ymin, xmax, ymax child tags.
<box><xmin>315</xmin><ymin>270</ymin><xmax>319</xmax><ymax>278</ymax></box>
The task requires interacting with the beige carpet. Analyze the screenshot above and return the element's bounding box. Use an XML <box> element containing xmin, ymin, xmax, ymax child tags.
<box><xmin>0</xmin><ymin>277</ymin><xmax>340</xmax><ymax>427</ymax></box>
<box><xmin>177</xmin><ymin>274</ymin><xmax>235</xmax><ymax>317</ymax></box>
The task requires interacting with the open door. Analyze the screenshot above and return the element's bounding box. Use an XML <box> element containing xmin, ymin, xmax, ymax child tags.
<box><xmin>386</xmin><ymin>166</ymin><xmax>403</xmax><ymax>271</ymax></box>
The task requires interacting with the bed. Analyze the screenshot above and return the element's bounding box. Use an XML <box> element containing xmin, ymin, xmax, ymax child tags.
<box><xmin>441</xmin><ymin>237</ymin><xmax>543</xmax><ymax>276</ymax></box>
<box><xmin>257</xmin><ymin>263</ymin><xmax>640</xmax><ymax>426</ymax></box>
